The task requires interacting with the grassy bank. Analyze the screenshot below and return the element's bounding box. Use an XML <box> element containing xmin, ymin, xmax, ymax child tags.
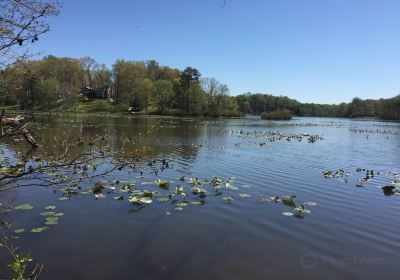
<box><xmin>1</xmin><ymin>99</ymin><xmax>241</xmax><ymax>117</ymax></box>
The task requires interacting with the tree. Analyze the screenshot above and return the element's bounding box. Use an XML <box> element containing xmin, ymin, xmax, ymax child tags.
<box><xmin>146</xmin><ymin>60</ymin><xmax>160</xmax><ymax>81</ymax></box>
<box><xmin>79</xmin><ymin>56</ymin><xmax>97</xmax><ymax>88</ymax></box>
<box><xmin>34</xmin><ymin>77</ymin><xmax>58</xmax><ymax>109</ymax></box>
<box><xmin>153</xmin><ymin>80</ymin><xmax>174</xmax><ymax>114</ymax></box>
<box><xmin>180</xmin><ymin>67</ymin><xmax>200</xmax><ymax>116</ymax></box>
<box><xmin>201</xmin><ymin>77</ymin><xmax>230</xmax><ymax>116</ymax></box>
<box><xmin>0</xmin><ymin>0</ymin><xmax>61</xmax><ymax>69</ymax></box>
<box><xmin>93</xmin><ymin>63</ymin><xmax>112</xmax><ymax>88</ymax></box>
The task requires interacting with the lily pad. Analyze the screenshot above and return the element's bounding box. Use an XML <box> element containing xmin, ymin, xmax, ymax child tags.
<box><xmin>270</xmin><ymin>196</ymin><xmax>281</xmax><ymax>202</ymax></box>
<box><xmin>282</xmin><ymin>199</ymin><xmax>296</xmax><ymax>207</ymax></box>
<box><xmin>58</xmin><ymin>197</ymin><xmax>69</xmax><ymax>201</ymax></box>
<box><xmin>238</xmin><ymin>193</ymin><xmax>251</xmax><ymax>198</ymax></box>
<box><xmin>282</xmin><ymin>212</ymin><xmax>294</xmax><ymax>217</ymax></box>
<box><xmin>157</xmin><ymin>197</ymin><xmax>170</xmax><ymax>202</ymax></box>
<box><xmin>13</xmin><ymin>204</ymin><xmax>34</xmax><ymax>210</ymax></box>
<box><xmin>45</xmin><ymin>205</ymin><xmax>56</xmax><ymax>210</ymax></box>
<box><xmin>158</xmin><ymin>181</ymin><xmax>170</xmax><ymax>189</ymax></box>
<box><xmin>129</xmin><ymin>196</ymin><xmax>140</xmax><ymax>203</ymax></box>
<box><xmin>225</xmin><ymin>183</ymin><xmax>238</xmax><ymax>190</ymax></box>
<box><xmin>53</xmin><ymin>212</ymin><xmax>64</xmax><ymax>217</ymax></box>
<box><xmin>176</xmin><ymin>201</ymin><xmax>189</xmax><ymax>207</ymax></box>
<box><xmin>139</xmin><ymin>197</ymin><xmax>152</xmax><ymax>204</ymax></box>
<box><xmin>31</xmin><ymin>227</ymin><xmax>49</xmax><ymax>233</ymax></box>
<box><xmin>304</xmin><ymin>202</ymin><xmax>317</xmax><ymax>206</ymax></box>
<box><xmin>114</xmin><ymin>196</ymin><xmax>124</xmax><ymax>200</ymax></box>
<box><xmin>94</xmin><ymin>193</ymin><xmax>106</xmax><ymax>199</ymax></box>
<box><xmin>14</xmin><ymin>228</ymin><xmax>25</xmax><ymax>234</ymax></box>
<box><xmin>175</xmin><ymin>207</ymin><xmax>184</xmax><ymax>211</ymax></box>
<box><xmin>40</xmin><ymin>211</ymin><xmax>56</xmax><ymax>216</ymax></box>
<box><xmin>120</xmin><ymin>185</ymin><xmax>131</xmax><ymax>192</ymax></box>
<box><xmin>223</xmin><ymin>196</ymin><xmax>235</xmax><ymax>201</ymax></box>
<box><xmin>142</xmin><ymin>190</ymin><xmax>153</xmax><ymax>198</ymax></box>
<box><xmin>190</xmin><ymin>201</ymin><xmax>203</xmax><ymax>205</ymax></box>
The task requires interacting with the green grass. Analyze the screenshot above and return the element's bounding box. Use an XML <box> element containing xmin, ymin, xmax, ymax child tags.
<box><xmin>56</xmin><ymin>99</ymin><xmax>127</xmax><ymax>113</ymax></box>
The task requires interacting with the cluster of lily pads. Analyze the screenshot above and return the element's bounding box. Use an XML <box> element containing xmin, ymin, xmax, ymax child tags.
<box><xmin>54</xmin><ymin>176</ymin><xmax>317</xmax><ymax>218</ymax></box>
<box><xmin>323</xmin><ymin>169</ymin><xmax>350</xmax><ymax>179</ymax></box>
<box><xmin>323</xmin><ymin>168</ymin><xmax>400</xmax><ymax>196</ymax></box>
<box><xmin>271</xmin><ymin>121</ymin><xmax>343</xmax><ymax>128</ymax></box>
<box><xmin>269</xmin><ymin>195</ymin><xmax>317</xmax><ymax>218</ymax></box>
<box><xmin>9</xmin><ymin>204</ymin><xmax>64</xmax><ymax>234</ymax></box>
<box><xmin>207</xmin><ymin>129</ymin><xmax>324</xmax><ymax>150</ymax></box>
<box><xmin>348</xmin><ymin>128</ymin><xmax>400</xmax><ymax>135</ymax></box>
<box><xmin>381</xmin><ymin>171</ymin><xmax>400</xmax><ymax>196</ymax></box>
<box><xmin>323</xmin><ymin>168</ymin><xmax>375</xmax><ymax>186</ymax></box>
<box><xmin>222</xmin><ymin>130</ymin><xmax>324</xmax><ymax>143</ymax></box>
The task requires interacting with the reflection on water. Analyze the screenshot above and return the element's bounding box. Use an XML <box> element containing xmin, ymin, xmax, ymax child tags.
<box><xmin>1</xmin><ymin>114</ymin><xmax>400</xmax><ymax>280</ymax></box>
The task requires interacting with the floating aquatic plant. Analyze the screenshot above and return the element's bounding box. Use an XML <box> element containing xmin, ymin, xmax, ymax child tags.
<box><xmin>282</xmin><ymin>212</ymin><xmax>294</xmax><ymax>217</ymax></box>
<box><xmin>13</xmin><ymin>204</ymin><xmax>33</xmax><ymax>210</ymax></box>
<box><xmin>31</xmin><ymin>227</ymin><xmax>49</xmax><ymax>233</ymax></box>
<box><xmin>40</xmin><ymin>211</ymin><xmax>55</xmax><ymax>216</ymax></box>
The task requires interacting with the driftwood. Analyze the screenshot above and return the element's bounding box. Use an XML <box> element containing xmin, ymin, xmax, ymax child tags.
<box><xmin>146</xmin><ymin>120</ymin><xmax>161</xmax><ymax>136</ymax></box>
<box><xmin>2</xmin><ymin>116</ymin><xmax>25</xmax><ymax>125</ymax></box>
<box><xmin>1</xmin><ymin>115</ymin><xmax>38</xmax><ymax>148</ymax></box>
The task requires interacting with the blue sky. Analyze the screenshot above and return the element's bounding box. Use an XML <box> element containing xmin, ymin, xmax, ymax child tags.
<box><xmin>31</xmin><ymin>0</ymin><xmax>400</xmax><ymax>104</ymax></box>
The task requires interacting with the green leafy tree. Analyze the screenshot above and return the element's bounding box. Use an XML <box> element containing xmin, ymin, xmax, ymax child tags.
<box><xmin>180</xmin><ymin>67</ymin><xmax>201</xmax><ymax>116</ymax></box>
<box><xmin>153</xmin><ymin>80</ymin><xmax>175</xmax><ymax>114</ymax></box>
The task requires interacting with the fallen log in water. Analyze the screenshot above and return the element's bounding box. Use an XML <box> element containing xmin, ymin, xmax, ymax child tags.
<box><xmin>1</xmin><ymin>114</ymin><xmax>38</xmax><ymax>148</ymax></box>
<box><xmin>2</xmin><ymin>116</ymin><xmax>25</xmax><ymax>125</ymax></box>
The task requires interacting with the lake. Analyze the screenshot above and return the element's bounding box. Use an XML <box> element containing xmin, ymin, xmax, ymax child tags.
<box><xmin>1</xmin><ymin>114</ymin><xmax>399</xmax><ymax>280</ymax></box>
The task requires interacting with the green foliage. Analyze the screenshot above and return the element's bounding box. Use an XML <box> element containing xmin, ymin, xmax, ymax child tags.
<box><xmin>237</xmin><ymin>93</ymin><xmax>400</xmax><ymax>120</ymax></box>
<box><xmin>0</xmin><ymin>238</ymin><xmax>34</xmax><ymax>280</ymax></box>
<box><xmin>2</xmin><ymin>55</ymin><xmax>397</xmax><ymax>119</ymax></box>
<box><xmin>153</xmin><ymin>80</ymin><xmax>175</xmax><ymax>114</ymax></box>
<box><xmin>261</xmin><ymin>109</ymin><xmax>292</xmax><ymax>120</ymax></box>
<box><xmin>35</xmin><ymin>78</ymin><xmax>58</xmax><ymax>109</ymax></box>
<box><xmin>9</xmin><ymin>252</ymin><xmax>33</xmax><ymax>280</ymax></box>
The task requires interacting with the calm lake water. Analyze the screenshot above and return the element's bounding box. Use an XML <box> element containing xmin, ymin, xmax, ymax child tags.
<box><xmin>1</xmin><ymin>114</ymin><xmax>399</xmax><ymax>280</ymax></box>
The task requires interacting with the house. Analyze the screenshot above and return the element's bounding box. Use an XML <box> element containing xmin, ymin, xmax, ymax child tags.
<box><xmin>80</xmin><ymin>87</ymin><xmax>110</xmax><ymax>99</ymax></box>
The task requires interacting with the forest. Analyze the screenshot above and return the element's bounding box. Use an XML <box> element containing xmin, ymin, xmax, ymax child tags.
<box><xmin>0</xmin><ymin>55</ymin><xmax>399</xmax><ymax>120</ymax></box>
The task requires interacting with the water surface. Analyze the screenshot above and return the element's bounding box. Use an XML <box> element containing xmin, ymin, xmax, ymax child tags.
<box><xmin>1</xmin><ymin>115</ymin><xmax>399</xmax><ymax>280</ymax></box>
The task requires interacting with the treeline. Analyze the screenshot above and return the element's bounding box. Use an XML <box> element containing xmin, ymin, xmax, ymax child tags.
<box><xmin>0</xmin><ymin>55</ymin><xmax>238</xmax><ymax>116</ymax></box>
<box><xmin>0</xmin><ymin>55</ymin><xmax>399</xmax><ymax>120</ymax></box>
<box><xmin>236</xmin><ymin>93</ymin><xmax>400</xmax><ymax>120</ymax></box>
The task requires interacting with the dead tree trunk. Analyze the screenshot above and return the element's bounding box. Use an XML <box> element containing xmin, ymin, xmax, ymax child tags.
<box><xmin>1</xmin><ymin>115</ymin><xmax>39</xmax><ymax>148</ymax></box>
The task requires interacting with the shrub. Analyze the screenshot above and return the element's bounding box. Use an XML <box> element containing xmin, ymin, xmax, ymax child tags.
<box><xmin>261</xmin><ymin>109</ymin><xmax>292</xmax><ymax>120</ymax></box>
